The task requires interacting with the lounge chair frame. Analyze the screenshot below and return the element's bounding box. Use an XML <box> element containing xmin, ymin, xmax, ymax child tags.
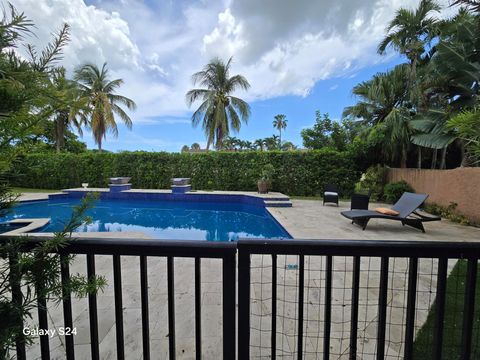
<box><xmin>342</xmin><ymin>192</ymin><xmax>440</xmax><ymax>233</ymax></box>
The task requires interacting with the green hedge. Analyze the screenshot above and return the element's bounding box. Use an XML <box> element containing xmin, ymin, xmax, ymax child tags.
<box><xmin>10</xmin><ymin>150</ymin><xmax>363</xmax><ymax>196</ymax></box>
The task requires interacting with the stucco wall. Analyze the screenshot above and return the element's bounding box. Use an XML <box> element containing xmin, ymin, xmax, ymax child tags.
<box><xmin>387</xmin><ymin>168</ymin><xmax>480</xmax><ymax>222</ymax></box>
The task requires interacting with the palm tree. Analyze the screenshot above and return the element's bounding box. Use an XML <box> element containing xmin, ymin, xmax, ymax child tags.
<box><xmin>48</xmin><ymin>67</ymin><xmax>83</xmax><ymax>152</ymax></box>
<box><xmin>378</xmin><ymin>0</ymin><xmax>441</xmax><ymax>80</ymax></box>
<box><xmin>273</xmin><ymin>114</ymin><xmax>287</xmax><ymax>148</ymax></box>
<box><xmin>73</xmin><ymin>63</ymin><xmax>136</xmax><ymax>151</ymax></box>
<box><xmin>343</xmin><ymin>64</ymin><xmax>413</xmax><ymax>167</ymax></box>
<box><xmin>185</xmin><ymin>57</ymin><xmax>251</xmax><ymax>150</ymax></box>
<box><xmin>254</xmin><ymin>139</ymin><xmax>265</xmax><ymax>151</ymax></box>
<box><xmin>181</xmin><ymin>145</ymin><xmax>190</xmax><ymax>153</ymax></box>
<box><xmin>191</xmin><ymin>143</ymin><xmax>201</xmax><ymax>152</ymax></box>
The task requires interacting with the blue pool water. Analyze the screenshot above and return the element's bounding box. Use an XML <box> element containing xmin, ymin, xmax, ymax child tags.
<box><xmin>6</xmin><ymin>198</ymin><xmax>291</xmax><ymax>241</ymax></box>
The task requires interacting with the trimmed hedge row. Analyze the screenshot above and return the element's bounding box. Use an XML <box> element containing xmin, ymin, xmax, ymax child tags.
<box><xmin>10</xmin><ymin>150</ymin><xmax>363</xmax><ymax>196</ymax></box>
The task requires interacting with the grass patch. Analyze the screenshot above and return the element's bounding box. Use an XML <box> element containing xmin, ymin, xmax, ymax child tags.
<box><xmin>413</xmin><ymin>260</ymin><xmax>480</xmax><ymax>358</ymax></box>
<box><xmin>11</xmin><ymin>187</ymin><xmax>59</xmax><ymax>193</ymax></box>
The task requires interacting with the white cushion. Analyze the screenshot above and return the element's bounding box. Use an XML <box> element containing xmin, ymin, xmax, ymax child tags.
<box><xmin>324</xmin><ymin>191</ymin><xmax>338</xmax><ymax>196</ymax></box>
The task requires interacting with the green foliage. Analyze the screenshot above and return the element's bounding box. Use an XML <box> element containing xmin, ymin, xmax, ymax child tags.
<box><xmin>9</xmin><ymin>150</ymin><xmax>364</xmax><ymax>196</ymax></box>
<box><xmin>301</xmin><ymin>111</ymin><xmax>357</xmax><ymax>151</ymax></box>
<box><xmin>447</xmin><ymin>109</ymin><xmax>480</xmax><ymax>164</ymax></box>
<box><xmin>0</xmin><ymin>194</ymin><xmax>106</xmax><ymax>358</ymax></box>
<box><xmin>424</xmin><ymin>202</ymin><xmax>473</xmax><ymax>225</ymax></box>
<box><xmin>185</xmin><ymin>57</ymin><xmax>251</xmax><ymax>149</ymax></box>
<box><xmin>383</xmin><ymin>180</ymin><xmax>414</xmax><ymax>203</ymax></box>
<box><xmin>259</xmin><ymin>163</ymin><xmax>275</xmax><ymax>181</ymax></box>
<box><xmin>354</xmin><ymin>165</ymin><xmax>387</xmax><ymax>200</ymax></box>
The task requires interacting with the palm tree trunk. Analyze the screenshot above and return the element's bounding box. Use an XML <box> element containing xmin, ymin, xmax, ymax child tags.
<box><xmin>417</xmin><ymin>146</ymin><xmax>422</xmax><ymax>169</ymax></box>
<box><xmin>440</xmin><ymin>147</ymin><xmax>447</xmax><ymax>170</ymax></box>
<box><xmin>459</xmin><ymin>140</ymin><xmax>468</xmax><ymax>167</ymax></box>
<box><xmin>431</xmin><ymin>149</ymin><xmax>437</xmax><ymax>169</ymax></box>
<box><xmin>279</xmin><ymin>129</ymin><xmax>282</xmax><ymax>149</ymax></box>
<box><xmin>55</xmin><ymin>118</ymin><xmax>65</xmax><ymax>153</ymax></box>
<box><xmin>400</xmin><ymin>147</ymin><xmax>407</xmax><ymax>168</ymax></box>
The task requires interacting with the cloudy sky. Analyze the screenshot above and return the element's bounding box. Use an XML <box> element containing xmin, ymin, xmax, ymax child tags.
<box><xmin>9</xmin><ymin>0</ymin><xmax>457</xmax><ymax>151</ymax></box>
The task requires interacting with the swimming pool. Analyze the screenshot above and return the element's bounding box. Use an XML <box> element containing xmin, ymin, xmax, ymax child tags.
<box><xmin>6</xmin><ymin>197</ymin><xmax>291</xmax><ymax>241</ymax></box>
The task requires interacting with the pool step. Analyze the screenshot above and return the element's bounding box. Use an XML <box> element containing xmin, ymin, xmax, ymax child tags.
<box><xmin>264</xmin><ymin>200</ymin><xmax>293</xmax><ymax>208</ymax></box>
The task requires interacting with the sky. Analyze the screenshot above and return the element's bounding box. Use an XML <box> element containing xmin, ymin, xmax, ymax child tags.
<box><xmin>8</xmin><ymin>0</ymin><xmax>457</xmax><ymax>152</ymax></box>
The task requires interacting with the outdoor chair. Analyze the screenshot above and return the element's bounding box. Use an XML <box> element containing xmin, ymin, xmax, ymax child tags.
<box><xmin>341</xmin><ymin>192</ymin><xmax>440</xmax><ymax>233</ymax></box>
<box><xmin>350</xmin><ymin>191</ymin><xmax>371</xmax><ymax>210</ymax></box>
<box><xmin>323</xmin><ymin>184</ymin><xmax>339</xmax><ymax>206</ymax></box>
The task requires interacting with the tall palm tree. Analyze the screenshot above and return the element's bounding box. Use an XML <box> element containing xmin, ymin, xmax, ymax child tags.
<box><xmin>273</xmin><ymin>114</ymin><xmax>287</xmax><ymax>148</ymax></box>
<box><xmin>47</xmin><ymin>67</ymin><xmax>83</xmax><ymax>152</ymax></box>
<box><xmin>73</xmin><ymin>63</ymin><xmax>136</xmax><ymax>151</ymax></box>
<box><xmin>378</xmin><ymin>0</ymin><xmax>441</xmax><ymax>80</ymax></box>
<box><xmin>185</xmin><ymin>57</ymin><xmax>251</xmax><ymax>150</ymax></box>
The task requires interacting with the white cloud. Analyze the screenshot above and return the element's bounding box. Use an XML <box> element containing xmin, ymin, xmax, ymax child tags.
<box><xmin>9</xmin><ymin>0</ymin><xmax>457</xmax><ymax>128</ymax></box>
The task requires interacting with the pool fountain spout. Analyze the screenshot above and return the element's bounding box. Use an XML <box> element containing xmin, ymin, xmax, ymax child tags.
<box><xmin>109</xmin><ymin>177</ymin><xmax>132</xmax><ymax>192</ymax></box>
<box><xmin>171</xmin><ymin>178</ymin><xmax>191</xmax><ymax>194</ymax></box>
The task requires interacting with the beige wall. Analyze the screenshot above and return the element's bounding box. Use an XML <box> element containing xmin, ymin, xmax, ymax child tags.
<box><xmin>387</xmin><ymin>168</ymin><xmax>480</xmax><ymax>222</ymax></box>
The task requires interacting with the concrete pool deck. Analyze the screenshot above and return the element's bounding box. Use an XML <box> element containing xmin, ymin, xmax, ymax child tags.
<box><xmin>14</xmin><ymin>193</ymin><xmax>480</xmax><ymax>359</ymax></box>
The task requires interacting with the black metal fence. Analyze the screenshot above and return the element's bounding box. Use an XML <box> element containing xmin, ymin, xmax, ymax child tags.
<box><xmin>5</xmin><ymin>237</ymin><xmax>480</xmax><ymax>359</ymax></box>
<box><xmin>238</xmin><ymin>239</ymin><xmax>480</xmax><ymax>360</ymax></box>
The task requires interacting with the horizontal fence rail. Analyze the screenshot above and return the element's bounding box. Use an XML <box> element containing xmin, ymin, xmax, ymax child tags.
<box><xmin>2</xmin><ymin>237</ymin><xmax>480</xmax><ymax>359</ymax></box>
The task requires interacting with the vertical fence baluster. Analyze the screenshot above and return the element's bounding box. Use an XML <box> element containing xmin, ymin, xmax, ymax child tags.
<box><xmin>461</xmin><ymin>259</ymin><xmax>477</xmax><ymax>359</ymax></box>
<box><xmin>113</xmin><ymin>255</ymin><xmax>124</xmax><ymax>360</ymax></box>
<box><xmin>238</xmin><ymin>249</ymin><xmax>251</xmax><ymax>360</ymax></box>
<box><xmin>140</xmin><ymin>256</ymin><xmax>150</xmax><ymax>360</ymax></box>
<box><xmin>36</xmin><ymin>254</ymin><xmax>50</xmax><ymax>360</ymax></box>
<box><xmin>297</xmin><ymin>255</ymin><xmax>305</xmax><ymax>360</ymax></box>
<box><xmin>195</xmin><ymin>257</ymin><xmax>202</xmax><ymax>360</ymax></box>
<box><xmin>222</xmin><ymin>254</ymin><xmax>236</xmax><ymax>359</ymax></box>
<box><xmin>350</xmin><ymin>256</ymin><xmax>360</xmax><ymax>359</ymax></box>
<box><xmin>376</xmin><ymin>257</ymin><xmax>389</xmax><ymax>360</ymax></box>
<box><xmin>433</xmin><ymin>258</ymin><xmax>447</xmax><ymax>360</ymax></box>
<box><xmin>61</xmin><ymin>255</ymin><xmax>75</xmax><ymax>360</ymax></box>
<box><xmin>271</xmin><ymin>254</ymin><xmax>277</xmax><ymax>360</ymax></box>
<box><xmin>87</xmin><ymin>254</ymin><xmax>100</xmax><ymax>360</ymax></box>
<box><xmin>404</xmin><ymin>257</ymin><xmax>418</xmax><ymax>359</ymax></box>
<box><xmin>9</xmin><ymin>253</ymin><xmax>26</xmax><ymax>360</ymax></box>
<box><xmin>323</xmin><ymin>256</ymin><xmax>332</xmax><ymax>360</ymax></box>
<box><xmin>167</xmin><ymin>256</ymin><xmax>175</xmax><ymax>360</ymax></box>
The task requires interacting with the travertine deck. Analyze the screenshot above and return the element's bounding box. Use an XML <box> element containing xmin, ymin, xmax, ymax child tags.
<box><xmin>17</xmin><ymin>196</ymin><xmax>480</xmax><ymax>359</ymax></box>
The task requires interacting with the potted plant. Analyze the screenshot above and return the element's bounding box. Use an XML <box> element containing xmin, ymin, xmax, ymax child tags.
<box><xmin>257</xmin><ymin>164</ymin><xmax>275</xmax><ymax>194</ymax></box>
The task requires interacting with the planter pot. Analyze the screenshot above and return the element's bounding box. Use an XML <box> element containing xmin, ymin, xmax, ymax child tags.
<box><xmin>257</xmin><ymin>180</ymin><xmax>269</xmax><ymax>194</ymax></box>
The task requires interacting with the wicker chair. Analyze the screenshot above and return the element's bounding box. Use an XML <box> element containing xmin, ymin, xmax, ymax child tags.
<box><xmin>323</xmin><ymin>184</ymin><xmax>339</xmax><ymax>206</ymax></box>
<box><xmin>350</xmin><ymin>191</ymin><xmax>371</xmax><ymax>210</ymax></box>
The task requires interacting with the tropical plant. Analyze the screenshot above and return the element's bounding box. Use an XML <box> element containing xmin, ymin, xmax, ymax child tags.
<box><xmin>273</xmin><ymin>114</ymin><xmax>287</xmax><ymax>147</ymax></box>
<box><xmin>46</xmin><ymin>67</ymin><xmax>85</xmax><ymax>152</ymax></box>
<box><xmin>191</xmin><ymin>143</ymin><xmax>201</xmax><ymax>151</ymax></box>
<box><xmin>185</xmin><ymin>57</ymin><xmax>251</xmax><ymax>149</ymax></box>
<box><xmin>254</xmin><ymin>138</ymin><xmax>266</xmax><ymax>151</ymax></box>
<box><xmin>73</xmin><ymin>63</ymin><xmax>136</xmax><ymax>151</ymax></box>
<box><xmin>181</xmin><ymin>145</ymin><xmax>190</xmax><ymax>153</ymax></box>
<box><xmin>447</xmin><ymin>109</ymin><xmax>480</xmax><ymax>164</ymax></box>
<box><xmin>343</xmin><ymin>65</ymin><xmax>414</xmax><ymax>167</ymax></box>
<box><xmin>378</xmin><ymin>0</ymin><xmax>441</xmax><ymax>80</ymax></box>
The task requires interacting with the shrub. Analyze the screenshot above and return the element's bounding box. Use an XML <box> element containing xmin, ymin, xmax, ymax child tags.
<box><xmin>354</xmin><ymin>165</ymin><xmax>387</xmax><ymax>200</ymax></box>
<box><xmin>383</xmin><ymin>180</ymin><xmax>414</xmax><ymax>203</ymax></box>
<box><xmin>424</xmin><ymin>202</ymin><xmax>472</xmax><ymax>226</ymax></box>
<box><xmin>9</xmin><ymin>150</ymin><xmax>364</xmax><ymax>197</ymax></box>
